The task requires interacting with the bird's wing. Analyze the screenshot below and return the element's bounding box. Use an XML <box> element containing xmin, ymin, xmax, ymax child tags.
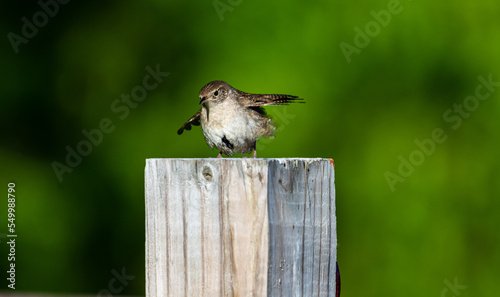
<box><xmin>177</xmin><ymin>109</ymin><xmax>201</xmax><ymax>135</ymax></box>
<box><xmin>239</xmin><ymin>92</ymin><xmax>304</xmax><ymax>107</ymax></box>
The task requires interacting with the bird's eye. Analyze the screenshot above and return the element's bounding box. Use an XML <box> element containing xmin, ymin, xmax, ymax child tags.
<box><xmin>214</xmin><ymin>90</ymin><xmax>219</xmax><ymax>97</ymax></box>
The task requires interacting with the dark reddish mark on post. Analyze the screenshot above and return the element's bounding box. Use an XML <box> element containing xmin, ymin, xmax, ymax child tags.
<box><xmin>336</xmin><ymin>261</ymin><xmax>341</xmax><ymax>297</ymax></box>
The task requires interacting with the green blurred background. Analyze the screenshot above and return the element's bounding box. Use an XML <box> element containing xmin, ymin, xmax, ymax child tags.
<box><xmin>1</xmin><ymin>0</ymin><xmax>499</xmax><ymax>295</ymax></box>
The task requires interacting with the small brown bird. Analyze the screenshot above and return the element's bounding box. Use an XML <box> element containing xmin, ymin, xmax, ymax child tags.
<box><xmin>177</xmin><ymin>80</ymin><xmax>303</xmax><ymax>157</ymax></box>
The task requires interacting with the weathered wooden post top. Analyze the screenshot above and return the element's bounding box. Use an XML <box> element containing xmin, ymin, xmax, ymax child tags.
<box><xmin>145</xmin><ymin>158</ymin><xmax>337</xmax><ymax>296</ymax></box>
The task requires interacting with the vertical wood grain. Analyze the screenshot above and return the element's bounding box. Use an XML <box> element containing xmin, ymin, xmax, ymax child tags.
<box><xmin>145</xmin><ymin>158</ymin><xmax>336</xmax><ymax>297</ymax></box>
<box><xmin>267</xmin><ymin>159</ymin><xmax>336</xmax><ymax>297</ymax></box>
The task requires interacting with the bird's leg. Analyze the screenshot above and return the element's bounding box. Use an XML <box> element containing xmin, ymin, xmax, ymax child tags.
<box><xmin>252</xmin><ymin>142</ymin><xmax>257</xmax><ymax>158</ymax></box>
<box><xmin>243</xmin><ymin>142</ymin><xmax>258</xmax><ymax>158</ymax></box>
<box><xmin>216</xmin><ymin>152</ymin><xmax>223</xmax><ymax>158</ymax></box>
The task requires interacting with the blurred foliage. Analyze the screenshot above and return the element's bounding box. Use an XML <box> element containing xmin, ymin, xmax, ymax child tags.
<box><xmin>1</xmin><ymin>0</ymin><xmax>499</xmax><ymax>295</ymax></box>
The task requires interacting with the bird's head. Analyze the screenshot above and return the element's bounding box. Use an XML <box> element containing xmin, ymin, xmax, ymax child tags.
<box><xmin>199</xmin><ymin>80</ymin><xmax>231</xmax><ymax>105</ymax></box>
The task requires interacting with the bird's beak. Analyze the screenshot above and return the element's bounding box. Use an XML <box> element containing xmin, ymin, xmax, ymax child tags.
<box><xmin>199</xmin><ymin>96</ymin><xmax>208</xmax><ymax>105</ymax></box>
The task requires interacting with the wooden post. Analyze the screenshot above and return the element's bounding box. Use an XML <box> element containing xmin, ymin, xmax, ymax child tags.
<box><xmin>145</xmin><ymin>158</ymin><xmax>337</xmax><ymax>297</ymax></box>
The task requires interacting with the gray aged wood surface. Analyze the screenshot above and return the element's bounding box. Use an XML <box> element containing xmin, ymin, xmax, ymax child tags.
<box><xmin>145</xmin><ymin>158</ymin><xmax>336</xmax><ymax>297</ymax></box>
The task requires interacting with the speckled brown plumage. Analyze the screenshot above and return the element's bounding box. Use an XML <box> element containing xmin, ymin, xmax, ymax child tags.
<box><xmin>178</xmin><ymin>80</ymin><xmax>303</xmax><ymax>157</ymax></box>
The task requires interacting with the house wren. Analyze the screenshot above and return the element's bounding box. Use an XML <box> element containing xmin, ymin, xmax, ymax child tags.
<box><xmin>178</xmin><ymin>80</ymin><xmax>303</xmax><ymax>157</ymax></box>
